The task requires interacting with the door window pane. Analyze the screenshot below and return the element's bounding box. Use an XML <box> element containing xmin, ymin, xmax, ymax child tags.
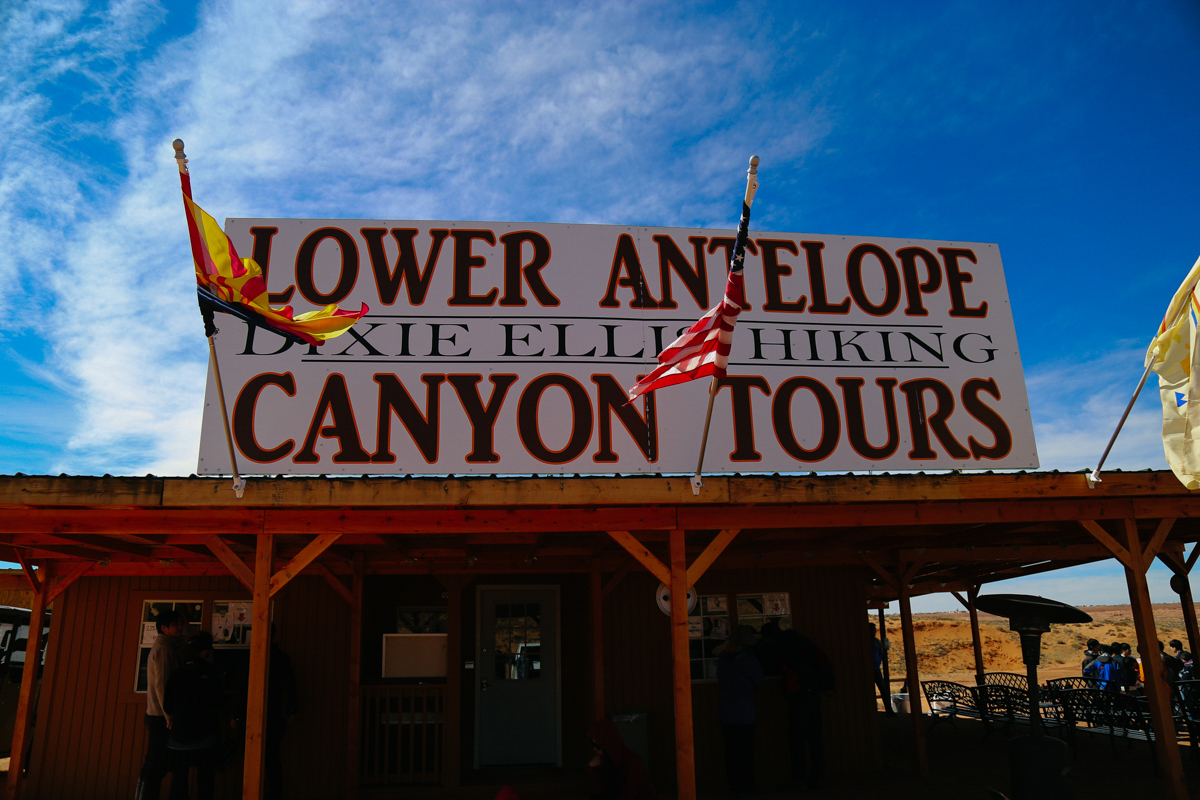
<box><xmin>494</xmin><ymin>601</ymin><xmax>542</xmax><ymax>680</ymax></box>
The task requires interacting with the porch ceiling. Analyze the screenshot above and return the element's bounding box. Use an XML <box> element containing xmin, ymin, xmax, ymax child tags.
<box><xmin>1</xmin><ymin>470</ymin><xmax>1196</xmax><ymax>599</ymax></box>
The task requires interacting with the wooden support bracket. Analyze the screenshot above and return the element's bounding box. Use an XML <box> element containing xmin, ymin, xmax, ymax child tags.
<box><xmin>1143</xmin><ymin>518</ymin><xmax>1176</xmax><ymax>565</ymax></box>
<box><xmin>1079</xmin><ymin>520</ymin><xmax>1135</xmax><ymax>569</ymax></box>
<box><xmin>685</xmin><ymin>529</ymin><xmax>741</xmax><ymax>589</ymax></box>
<box><xmin>206</xmin><ymin>536</ymin><xmax>255</xmax><ymax>592</ymax></box>
<box><xmin>269</xmin><ymin>533</ymin><xmax>343</xmax><ymax>596</ymax></box>
<box><xmin>15</xmin><ymin>552</ymin><xmax>39</xmax><ymax>595</ymax></box>
<box><xmin>605</xmin><ymin>531</ymin><xmax>670</xmax><ymax>586</ymax></box>
<box><xmin>46</xmin><ymin>562</ymin><xmax>92</xmax><ymax>604</ymax></box>
<box><xmin>858</xmin><ymin>553</ymin><xmax>899</xmax><ymax>591</ymax></box>
<box><xmin>311</xmin><ymin>562</ymin><xmax>353</xmax><ymax>604</ymax></box>
<box><xmin>602</xmin><ymin>561</ymin><xmax>635</xmax><ymax>599</ymax></box>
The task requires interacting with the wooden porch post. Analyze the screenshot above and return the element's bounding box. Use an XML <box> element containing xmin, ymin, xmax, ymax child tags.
<box><xmin>876</xmin><ymin>607</ymin><xmax>891</xmax><ymax>705</ymax></box>
<box><xmin>243</xmin><ymin>534</ymin><xmax>274</xmax><ymax>800</ymax></box>
<box><xmin>346</xmin><ymin>553</ymin><xmax>363</xmax><ymax>799</ymax></box>
<box><xmin>437</xmin><ymin>574</ymin><xmax>470</xmax><ymax>788</ymax></box>
<box><xmin>897</xmin><ymin>584</ymin><xmax>927</xmax><ymax>776</ymax></box>
<box><xmin>1120</xmin><ymin>521</ymin><xmax>1187</xmax><ymax>800</ymax></box>
<box><xmin>1159</xmin><ymin>546</ymin><xmax>1200</xmax><ymax>660</ymax></box>
<box><xmin>591</xmin><ymin>566</ymin><xmax>606</xmax><ymax>721</ymax></box>
<box><xmin>4</xmin><ymin>570</ymin><xmax>46</xmax><ymax>800</ymax></box>
<box><xmin>668</xmin><ymin>529</ymin><xmax>697</xmax><ymax>800</ymax></box>
<box><xmin>952</xmin><ymin>586</ymin><xmax>986</xmax><ymax>686</ymax></box>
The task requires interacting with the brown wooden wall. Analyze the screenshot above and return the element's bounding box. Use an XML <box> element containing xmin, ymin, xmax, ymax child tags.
<box><xmin>603</xmin><ymin>565</ymin><xmax>880</xmax><ymax>788</ymax></box>
<box><xmin>21</xmin><ymin>565</ymin><xmax>876</xmax><ymax>797</ymax></box>
<box><xmin>24</xmin><ymin>574</ymin><xmax>350</xmax><ymax>800</ymax></box>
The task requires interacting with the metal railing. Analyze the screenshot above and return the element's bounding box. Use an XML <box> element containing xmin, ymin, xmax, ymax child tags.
<box><xmin>360</xmin><ymin>684</ymin><xmax>444</xmax><ymax>785</ymax></box>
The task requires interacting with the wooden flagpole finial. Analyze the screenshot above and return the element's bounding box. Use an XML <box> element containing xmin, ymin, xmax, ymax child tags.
<box><xmin>173</xmin><ymin>138</ymin><xmax>188</xmax><ymax>174</ymax></box>
<box><xmin>748</xmin><ymin>154</ymin><xmax>760</xmax><ymax>171</ymax></box>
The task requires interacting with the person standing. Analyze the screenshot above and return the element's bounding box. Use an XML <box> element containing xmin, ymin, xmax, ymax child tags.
<box><xmin>717</xmin><ymin>626</ymin><xmax>764</xmax><ymax>796</ymax></box>
<box><xmin>868</xmin><ymin>623</ymin><xmax>895</xmax><ymax>716</ymax></box>
<box><xmin>264</xmin><ymin>626</ymin><xmax>299</xmax><ymax>800</ymax></box>
<box><xmin>1081</xmin><ymin>639</ymin><xmax>1102</xmax><ymax>675</ymax></box>
<box><xmin>760</xmin><ymin>621</ymin><xmax>834</xmax><ymax>790</ymax></box>
<box><xmin>136</xmin><ymin>610</ymin><xmax>185</xmax><ymax>800</ymax></box>
<box><xmin>163</xmin><ymin>632</ymin><xmax>223</xmax><ymax>800</ymax></box>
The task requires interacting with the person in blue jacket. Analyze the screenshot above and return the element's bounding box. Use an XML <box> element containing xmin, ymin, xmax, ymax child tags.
<box><xmin>717</xmin><ymin>625</ymin><xmax>764</xmax><ymax>797</ymax></box>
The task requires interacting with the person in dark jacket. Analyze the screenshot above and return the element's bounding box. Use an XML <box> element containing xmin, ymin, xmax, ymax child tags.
<box><xmin>265</xmin><ymin>626</ymin><xmax>299</xmax><ymax>800</ymax></box>
<box><xmin>1081</xmin><ymin>639</ymin><xmax>1102</xmax><ymax>675</ymax></box>
<box><xmin>760</xmin><ymin>621</ymin><xmax>834</xmax><ymax>790</ymax></box>
<box><xmin>163</xmin><ymin>632</ymin><xmax>222</xmax><ymax>800</ymax></box>
<box><xmin>587</xmin><ymin>718</ymin><xmax>655</xmax><ymax>800</ymax></box>
<box><xmin>717</xmin><ymin>625</ymin><xmax>764</xmax><ymax>796</ymax></box>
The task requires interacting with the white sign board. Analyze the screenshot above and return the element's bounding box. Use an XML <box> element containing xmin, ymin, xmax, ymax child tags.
<box><xmin>199</xmin><ymin>219</ymin><xmax>1037</xmax><ymax>475</ymax></box>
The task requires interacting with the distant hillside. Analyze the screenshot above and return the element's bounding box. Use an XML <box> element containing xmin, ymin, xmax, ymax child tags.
<box><xmin>871</xmin><ymin>604</ymin><xmax>1192</xmax><ymax>686</ymax></box>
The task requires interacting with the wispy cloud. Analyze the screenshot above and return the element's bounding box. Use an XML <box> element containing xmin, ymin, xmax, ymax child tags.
<box><xmin>2</xmin><ymin>0</ymin><xmax>834</xmax><ymax>475</ymax></box>
<box><xmin>1025</xmin><ymin>343</ymin><xmax>1166</xmax><ymax>473</ymax></box>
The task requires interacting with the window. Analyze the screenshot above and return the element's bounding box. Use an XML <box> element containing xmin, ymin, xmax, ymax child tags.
<box><xmin>689</xmin><ymin>592</ymin><xmax>791</xmax><ymax>681</ymax></box>
<box><xmin>135</xmin><ymin>600</ymin><xmax>203</xmax><ymax>693</ymax></box>
<box><xmin>397</xmin><ymin>608</ymin><xmax>447</xmax><ymax>634</ymax></box>
<box><xmin>493</xmin><ymin>602</ymin><xmax>541</xmax><ymax>680</ymax></box>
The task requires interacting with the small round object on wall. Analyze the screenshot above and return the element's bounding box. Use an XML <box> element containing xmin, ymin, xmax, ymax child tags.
<box><xmin>1170</xmin><ymin>572</ymin><xmax>1190</xmax><ymax>597</ymax></box>
<box><xmin>656</xmin><ymin>583</ymin><xmax>698</xmax><ymax>616</ymax></box>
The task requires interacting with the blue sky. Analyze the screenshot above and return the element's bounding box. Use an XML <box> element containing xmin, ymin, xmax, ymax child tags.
<box><xmin>2</xmin><ymin>0</ymin><xmax>1198</xmax><ymax>611</ymax></box>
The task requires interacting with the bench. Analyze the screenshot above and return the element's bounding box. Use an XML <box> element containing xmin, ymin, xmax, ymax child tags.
<box><xmin>921</xmin><ymin>680</ymin><xmax>989</xmax><ymax>731</ymax></box>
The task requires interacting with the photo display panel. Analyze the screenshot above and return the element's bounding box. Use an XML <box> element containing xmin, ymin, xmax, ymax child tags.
<box><xmin>198</xmin><ymin>219</ymin><xmax>1038</xmax><ymax>475</ymax></box>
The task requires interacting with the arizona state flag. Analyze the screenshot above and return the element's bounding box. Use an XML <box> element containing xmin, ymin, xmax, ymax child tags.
<box><xmin>1145</xmin><ymin>254</ymin><xmax>1200</xmax><ymax>488</ymax></box>
<box><xmin>181</xmin><ymin>175</ymin><xmax>367</xmax><ymax>346</ymax></box>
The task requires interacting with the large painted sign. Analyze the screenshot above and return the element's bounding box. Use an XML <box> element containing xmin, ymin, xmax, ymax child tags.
<box><xmin>198</xmin><ymin>219</ymin><xmax>1038</xmax><ymax>475</ymax></box>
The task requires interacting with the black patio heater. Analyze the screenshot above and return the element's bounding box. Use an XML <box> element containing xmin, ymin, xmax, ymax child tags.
<box><xmin>972</xmin><ymin>593</ymin><xmax>1092</xmax><ymax>800</ymax></box>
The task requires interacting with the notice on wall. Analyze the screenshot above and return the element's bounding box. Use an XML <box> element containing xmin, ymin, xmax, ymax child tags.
<box><xmin>688</xmin><ymin>617</ymin><xmax>704</xmax><ymax>639</ymax></box>
<box><xmin>141</xmin><ymin>622</ymin><xmax>159</xmax><ymax>647</ymax></box>
<box><xmin>764</xmin><ymin>593</ymin><xmax>790</xmax><ymax>617</ymax></box>
<box><xmin>198</xmin><ymin>219</ymin><xmax>1038</xmax><ymax>475</ymax></box>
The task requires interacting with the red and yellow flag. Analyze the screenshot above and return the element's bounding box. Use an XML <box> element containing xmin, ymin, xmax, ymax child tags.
<box><xmin>181</xmin><ymin>175</ymin><xmax>366</xmax><ymax>346</ymax></box>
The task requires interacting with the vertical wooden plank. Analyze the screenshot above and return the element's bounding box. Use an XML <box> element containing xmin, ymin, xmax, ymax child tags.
<box><xmin>437</xmin><ymin>575</ymin><xmax>466</xmax><ymax>787</ymax></box>
<box><xmin>64</xmin><ymin>577</ymin><xmax>107</xmax><ymax>799</ymax></box>
<box><xmin>669</xmin><ymin>529</ymin><xmax>696</xmax><ymax>800</ymax></box>
<box><xmin>99</xmin><ymin>578</ymin><xmax>133</xmax><ymax>800</ymax></box>
<box><xmin>1180</xmin><ymin>576</ymin><xmax>1200</xmax><ymax>663</ymax></box>
<box><xmin>591</xmin><ymin>566</ymin><xmax>606</xmax><ymax>721</ymax></box>
<box><xmin>33</xmin><ymin>573</ymin><xmax>85</xmax><ymax>800</ymax></box>
<box><xmin>346</xmin><ymin>554</ymin><xmax>363</xmax><ymax>798</ymax></box>
<box><xmin>1123</xmin><ymin>521</ymin><xmax>1188</xmax><ymax>800</ymax></box>
<box><xmin>22</xmin><ymin>568</ymin><xmax>71</xmax><ymax>800</ymax></box>
<box><xmin>243</xmin><ymin>534</ymin><xmax>275</xmax><ymax>800</ymax></box>
<box><xmin>897</xmin><ymin>584</ymin><xmax>927</xmax><ymax>776</ymax></box>
<box><xmin>4</xmin><ymin>582</ymin><xmax>46</xmax><ymax>800</ymax></box>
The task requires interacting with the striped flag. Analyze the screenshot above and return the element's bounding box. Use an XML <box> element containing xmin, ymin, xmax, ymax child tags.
<box><xmin>181</xmin><ymin>171</ymin><xmax>367</xmax><ymax>346</ymax></box>
<box><xmin>626</xmin><ymin>185</ymin><xmax>756</xmax><ymax>402</ymax></box>
<box><xmin>626</xmin><ymin>267</ymin><xmax>747</xmax><ymax>401</ymax></box>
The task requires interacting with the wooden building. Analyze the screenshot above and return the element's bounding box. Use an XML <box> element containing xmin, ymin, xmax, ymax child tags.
<box><xmin>0</xmin><ymin>470</ymin><xmax>1197</xmax><ymax>800</ymax></box>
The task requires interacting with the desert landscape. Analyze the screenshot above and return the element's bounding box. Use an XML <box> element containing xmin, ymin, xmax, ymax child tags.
<box><xmin>871</xmin><ymin>603</ymin><xmax>1193</xmax><ymax>693</ymax></box>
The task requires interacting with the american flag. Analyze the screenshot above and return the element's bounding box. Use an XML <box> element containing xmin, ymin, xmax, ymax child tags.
<box><xmin>626</xmin><ymin>259</ymin><xmax>747</xmax><ymax>401</ymax></box>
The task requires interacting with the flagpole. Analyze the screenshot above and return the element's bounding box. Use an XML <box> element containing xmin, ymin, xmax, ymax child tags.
<box><xmin>174</xmin><ymin>139</ymin><xmax>246</xmax><ymax>499</ymax></box>
<box><xmin>1085</xmin><ymin>364</ymin><xmax>1152</xmax><ymax>488</ymax></box>
<box><xmin>1086</xmin><ymin>291</ymin><xmax>1196</xmax><ymax>489</ymax></box>
<box><xmin>691</xmin><ymin>155</ymin><xmax>759</xmax><ymax>496</ymax></box>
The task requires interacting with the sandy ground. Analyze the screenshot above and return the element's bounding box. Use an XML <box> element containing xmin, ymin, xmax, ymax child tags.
<box><xmin>872</xmin><ymin>603</ymin><xmax>1192</xmax><ymax>691</ymax></box>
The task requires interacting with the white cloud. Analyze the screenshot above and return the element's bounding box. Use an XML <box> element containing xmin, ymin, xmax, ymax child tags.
<box><xmin>1025</xmin><ymin>343</ymin><xmax>1167</xmax><ymax>473</ymax></box>
<box><xmin>2</xmin><ymin>0</ymin><xmax>833</xmax><ymax>475</ymax></box>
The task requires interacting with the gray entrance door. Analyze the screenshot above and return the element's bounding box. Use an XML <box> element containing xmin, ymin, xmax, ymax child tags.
<box><xmin>477</xmin><ymin>587</ymin><xmax>559</xmax><ymax>766</ymax></box>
